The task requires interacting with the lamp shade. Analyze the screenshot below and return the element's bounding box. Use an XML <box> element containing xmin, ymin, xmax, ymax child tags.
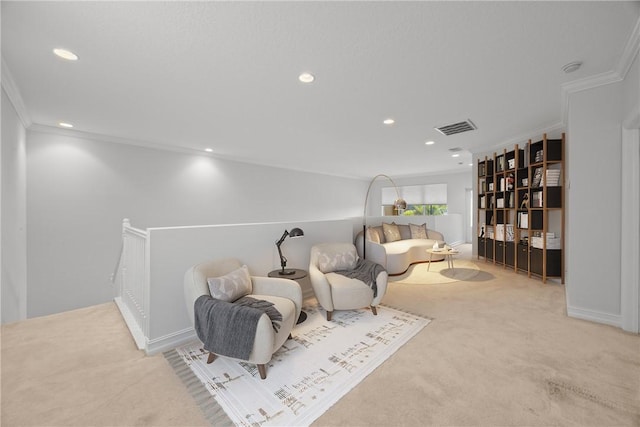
<box><xmin>289</xmin><ymin>228</ymin><xmax>304</xmax><ymax>238</ymax></box>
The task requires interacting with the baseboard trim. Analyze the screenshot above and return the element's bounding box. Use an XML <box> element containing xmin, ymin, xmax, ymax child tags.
<box><xmin>567</xmin><ymin>305</ymin><xmax>621</xmax><ymax>328</ymax></box>
<box><xmin>145</xmin><ymin>327</ymin><xmax>196</xmax><ymax>356</ymax></box>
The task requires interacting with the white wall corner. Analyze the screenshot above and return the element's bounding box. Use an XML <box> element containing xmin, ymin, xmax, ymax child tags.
<box><xmin>561</xmin><ymin>16</ymin><xmax>640</xmax><ymax>126</ymax></box>
<box><xmin>567</xmin><ymin>305</ymin><xmax>622</xmax><ymax>329</ymax></box>
<box><xmin>1</xmin><ymin>57</ymin><xmax>32</xmax><ymax>128</ymax></box>
<box><xmin>620</xmin><ymin>126</ymin><xmax>639</xmax><ymax>333</ymax></box>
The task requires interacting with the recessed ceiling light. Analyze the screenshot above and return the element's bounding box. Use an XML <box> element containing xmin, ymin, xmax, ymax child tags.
<box><xmin>425</xmin><ymin>141</ymin><xmax>435</xmax><ymax>145</ymax></box>
<box><xmin>58</xmin><ymin>122</ymin><xmax>74</xmax><ymax>128</ymax></box>
<box><xmin>469</xmin><ymin>163</ymin><xmax>473</xmax><ymax>166</ymax></box>
<box><xmin>204</xmin><ymin>148</ymin><xmax>213</xmax><ymax>153</ymax></box>
<box><xmin>383</xmin><ymin>118</ymin><xmax>395</xmax><ymax>125</ymax></box>
<box><xmin>53</xmin><ymin>48</ymin><xmax>78</xmax><ymax>61</ymax></box>
<box><xmin>451</xmin><ymin>153</ymin><xmax>460</xmax><ymax>158</ymax></box>
<box><xmin>298</xmin><ymin>72</ymin><xmax>315</xmax><ymax>83</ymax></box>
<box><xmin>562</xmin><ymin>61</ymin><xmax>582</xmax><ymax>73</ymax></box>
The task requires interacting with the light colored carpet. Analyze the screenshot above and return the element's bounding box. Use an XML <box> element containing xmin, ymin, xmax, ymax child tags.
<box><xmin>2</xmin><ymin>244</ymin><xmax>639</xmax><ymax>426</ymax></box>
<box><xmin>169</xmin><ymin>302</ymin><xmax>429</xmax><ymax>426</ymax></box>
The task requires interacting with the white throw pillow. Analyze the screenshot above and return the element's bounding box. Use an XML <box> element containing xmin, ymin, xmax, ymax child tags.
<box><xmin>382</xmin><ymin>222</ymin><xmax>401</xmax><ymax>243</ymax></box>
<box><xmin>409</xmin><ymin>223</ymin><xmax>428</xmax><ymax>239</ymax></box>
<box><xmin>207</xmin><ymin>264</ymin><xmax>252</xmax><ymax>302</ymax></box>
<box><xmin>317</xmin><ymin>245</ymin><xmax>358</xmax><ymax>273</ymax></box>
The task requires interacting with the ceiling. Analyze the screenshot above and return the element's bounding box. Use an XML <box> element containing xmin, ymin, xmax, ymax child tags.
<box><xmin>2</xmin><ymin>1</ymin><xmax>639</xmax><ymax>180</ymax></box>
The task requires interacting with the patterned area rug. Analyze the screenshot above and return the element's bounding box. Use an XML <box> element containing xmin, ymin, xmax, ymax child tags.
<box><xmin>165</xmin><ymin>301</ymin><xmax>430</xmax><ymax>426</ymax></box>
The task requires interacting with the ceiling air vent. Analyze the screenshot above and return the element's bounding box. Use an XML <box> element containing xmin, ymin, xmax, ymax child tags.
<box><xmin>435</xmin><ymin>119</ymin><xmax>477</xmax><ymax>136</ymax></box>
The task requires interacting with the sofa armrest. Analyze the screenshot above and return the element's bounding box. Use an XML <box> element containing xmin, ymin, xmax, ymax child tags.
<box><xmin>428</xmin><ymin>229</ymin><xmax>444</xmax><ymax>241</ymax></box>
<box><xmin>251</xmin><ymin>276</ymin><xmax>302</xmax><ymax>319</ymax></box>
<box><xmin>308</xmin><ymin>264</ymin><xmax>334</xmax><ymax>312</ymax></box>
<box><xmin>364</xmin><ymin>240</ymin><xmax>387</xmax><ymax>269</ymax></box>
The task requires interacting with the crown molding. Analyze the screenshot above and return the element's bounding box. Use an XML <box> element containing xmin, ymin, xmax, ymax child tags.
<box><xmin>616</xmin><ymin>15</ymin><xmax>640</xmax><ymax>79</ymax></box>
<box><xmin>469</xmin><ymin>121</ymin><xmax>565</xmax><ymax>157</ymax></box>
<box><xmin>561</xmin><ymin>15</ymin><xmax>640</xmax><ymax>125</ymax></box>
<box><xmin>1</xmin><ymin>57</ymin><xmax>32</xmax><ymax>128</ymax></box>
<box><xmin>28</xmin><ymin>123</ymin><xmax>207</xmax><ymax>156</ymax></box>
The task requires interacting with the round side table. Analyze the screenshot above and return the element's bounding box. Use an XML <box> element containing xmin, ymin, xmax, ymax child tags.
<box><xmin>268</xmin><ymin>268</ymin><xmax>308</xmax><ymax>324</ymax></box>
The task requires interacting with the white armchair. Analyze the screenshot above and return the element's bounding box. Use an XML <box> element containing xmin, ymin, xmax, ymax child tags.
<box><xmin>309</xmin><ymin>243</ymin><xmax>388</xmax><ymax>321</ymax></box>
<box><xmin>184</xmin><ymin>258</ymin><xmax>302</xmax><ymax>379</ymax></box>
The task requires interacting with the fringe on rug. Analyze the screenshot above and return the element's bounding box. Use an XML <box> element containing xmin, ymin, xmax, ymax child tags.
<box><xmin>163</xmin><ymin>349</ymin><xmax>234</xmax><ymax>427</ymax></box>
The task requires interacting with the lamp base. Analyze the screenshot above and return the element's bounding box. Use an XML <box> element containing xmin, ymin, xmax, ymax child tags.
<box><xmin>278</xmin><ymin>269</ymin><xmax>296</xmax><ymax>276</ymax></box>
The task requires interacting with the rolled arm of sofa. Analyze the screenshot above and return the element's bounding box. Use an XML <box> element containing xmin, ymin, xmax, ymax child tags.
<box><xmin>428</xmin><ymin>229</ymin><xmax>445</xmax><ymax>242</ymax></box>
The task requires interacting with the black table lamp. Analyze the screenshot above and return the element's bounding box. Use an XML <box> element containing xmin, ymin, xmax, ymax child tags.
<box><xmin>275</xmin><ymin>228</ymin><xmax>304</xmax><ymax>275</ymax></box>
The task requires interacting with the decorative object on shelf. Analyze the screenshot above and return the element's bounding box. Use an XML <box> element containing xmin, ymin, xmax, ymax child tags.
<box><xmin>362</xmin><ymin>174</ymin><xmax>406</xmax><ymax>259</ymax></box>
<box><xmin>275</xmin><ymin>228</ymin><xmax>304</xmax><ymax>275</ymax></box>
<box><xmin>506</xmin><ymin>173</ymin><xmax>514</xmax><ymax>190</ymax></box>
<box><xmin>520</xmin><ymin>193</ymin><xmax>529</xmax><ymax>209</ymax></box>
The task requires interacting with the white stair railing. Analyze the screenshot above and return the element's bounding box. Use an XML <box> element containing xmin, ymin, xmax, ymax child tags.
<box><xmin>113</xmin><ymin>218</ymin><xmax>149</xmax><ymax>350</ymax></box>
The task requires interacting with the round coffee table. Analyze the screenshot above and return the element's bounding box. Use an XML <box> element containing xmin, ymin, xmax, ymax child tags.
<box><xmin>426</xmin><ymin>248</ymin><xmax>459</xmax><ymax>271</ymax></box>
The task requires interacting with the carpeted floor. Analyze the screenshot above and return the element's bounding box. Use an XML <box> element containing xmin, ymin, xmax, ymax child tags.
<box><xmin>2</xmin><ymin>244</ymin><xmax>639</xmax><ymax>426</ymax></box>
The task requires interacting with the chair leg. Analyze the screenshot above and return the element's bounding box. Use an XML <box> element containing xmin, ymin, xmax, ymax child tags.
<box><xmin>207</xmin><ymin>352</ymin><xmax>216</xmax><ymax>364</ymax></box>
<box><xmin>257</xmin><ymin>364</ymin><xmax>267</xmax><ymax>379</ymax></box>
<box><xmin>326</xmin><ymin>310</ymin><xmax>333</xmax><ymax>321</ymax></box>
<box><xmin>371</xmin><ymin>306</ymin><xmax>378</xmax><ymax>316</ymax></box>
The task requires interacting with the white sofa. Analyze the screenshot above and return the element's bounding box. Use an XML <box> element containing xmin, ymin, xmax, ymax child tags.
<box><xmin>355</xmin><ymin>223</ymin><xmax>446</xmax><ymax>275</ymax></box>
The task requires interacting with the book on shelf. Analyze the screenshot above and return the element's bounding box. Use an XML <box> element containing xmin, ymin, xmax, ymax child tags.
<box><xmin>534</xmin><ymin>150</ymin><xmax>543</xmax><ymax>163</ymax></box>
<box><xmin>532</xmin><ymin>191</ymin><xmax>543</xmax><ymax>207</ymax></box>
<box><xmin>508</xmin><ymin>158</ymin><xmax>515</xmax><ymax>169</ymax></box>
<box><xmin>531</xmin><ymin>167</ymin><xmax>543</xmax><ymax>187</ymax></box>
<box><xmin>506</xmin><ymin>224</ymin><xmax>515</xmax><ymax>241</ymax></box>
<box><xmin>541</xmin><ymin>169</ymin><xmax>561</xmax><ymax>186</ymax></box>
<box><xmin>480</xmin><ymin>195</ymin><xmax>486</xmax><ymax>209</ymax></box>
<box><xmin>518</xmin><ymin>212</ymin><xmax>529</xmax><ymax>229</ymax></box>
<box><xmin>497</xmin><ymin>197</ymin><xmax>504</xmax><ymax>208</ymax></box>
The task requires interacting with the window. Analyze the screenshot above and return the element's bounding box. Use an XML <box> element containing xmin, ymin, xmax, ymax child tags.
<box><xmin>381</xmin><ymin>184</ymin><xmax>447</xmax><ymax>216</ymax></box>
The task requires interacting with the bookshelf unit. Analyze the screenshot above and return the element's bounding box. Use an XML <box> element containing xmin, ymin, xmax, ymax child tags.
<box><xmin>477</xmin><ymin>133</ymin><xmax>564</xmax><ymax>283</ymax></box>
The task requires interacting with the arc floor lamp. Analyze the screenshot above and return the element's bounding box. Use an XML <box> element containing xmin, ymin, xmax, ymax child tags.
<box><xmin>362</xmin><ymin>174</ymin><xmax>406</xmax><ymax>259</ymax></box>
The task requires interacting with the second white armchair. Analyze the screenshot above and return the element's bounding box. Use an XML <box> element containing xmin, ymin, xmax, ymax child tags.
<box><xmin>309</xmin><ymin>242</ymin><xmax>388</xmax><ymax>321</ymax></box>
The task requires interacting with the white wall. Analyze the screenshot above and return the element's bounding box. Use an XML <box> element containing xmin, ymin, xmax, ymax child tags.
<box><xmin>26</xmin><ymin>128</ymin><xmax>367</xmax><ymax>318</ymax></box>
<box><xmin>1</xmin><ymin>88</ymin><xmax>28</xmax><ymax>323</ymax></box>
<box><xmin>144</xmin><ymin>219</ymin><xmax>353</xmax><ymax>352</ymax></box>
<box><xmin>566</xmin><ymin>52</ymin><xmax>639</xmax><ymax>327</ymax></box>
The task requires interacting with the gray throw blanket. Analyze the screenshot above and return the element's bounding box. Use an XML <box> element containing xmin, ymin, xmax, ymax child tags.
<box><xmin>194</xmin><ymin>295</ymin><xmax>283</xmax><ymax>360</ymax></box>
<box><xmin>335</xmin><ymin>259</ymin><xmax>386</xmax><ymax>298</ymax></box>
